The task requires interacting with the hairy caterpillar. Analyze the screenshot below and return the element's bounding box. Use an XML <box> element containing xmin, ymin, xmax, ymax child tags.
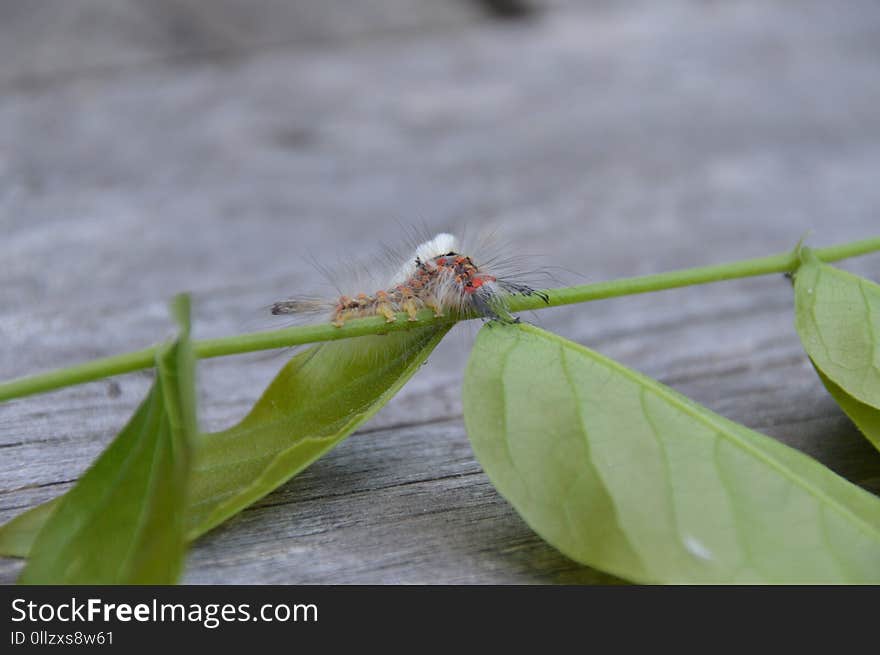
<box><xmin>270</xmin><ymin>233</ymin><xmax>548</xmax><ymax>326</ymax></box>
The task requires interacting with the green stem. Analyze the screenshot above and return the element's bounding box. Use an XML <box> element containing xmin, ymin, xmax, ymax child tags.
<box><xmin>2</xmin><ymin>236</ymin><xmax>879</xmax><ymax>403</ymax></box>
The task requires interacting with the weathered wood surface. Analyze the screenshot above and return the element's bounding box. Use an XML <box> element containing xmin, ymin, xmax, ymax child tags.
<box><xmin>2</xmin><ymin>0</ymin><xmax>880</xmax><ymax>584</ymax></box>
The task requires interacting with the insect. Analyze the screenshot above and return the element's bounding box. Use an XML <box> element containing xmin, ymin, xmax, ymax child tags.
<box><xmin>270</xmin><ymin>232</ymin><xmax>548</xmax><ymax>326</ymax></box>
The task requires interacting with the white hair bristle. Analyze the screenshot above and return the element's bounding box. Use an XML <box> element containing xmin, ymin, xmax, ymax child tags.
<box><xmin>415</xmin><ymin>233</ymin><xmax>458</xmax><ymax>261</ymax></box>
<box><xmin>390</xmin><ymin>233</ymin><xmax>459</xmax><ymax>286</ymax></box>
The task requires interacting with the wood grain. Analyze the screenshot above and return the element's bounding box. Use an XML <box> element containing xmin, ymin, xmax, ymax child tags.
<box><xmin>2</xmin><ymin>0</ymin><xmax>880</xmax><ymax>583</ymax></box>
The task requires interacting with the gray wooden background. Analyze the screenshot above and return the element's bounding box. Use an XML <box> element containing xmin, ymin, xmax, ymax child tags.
<box><xmin>2</xmin><ymin>0</ymin><xmax>879</xmax><ymax>584</ymax></box>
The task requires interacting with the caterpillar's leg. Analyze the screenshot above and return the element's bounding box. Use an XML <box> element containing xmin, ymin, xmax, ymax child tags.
<box><xmin>400</xmin><ymin>297</ymin><xmax>422</xmax><ymax>321</ymax></box>
<box><xmin>376</xmin><ymin>302</ymin><xmax>397</xmax><ymax>323</ymax></box>
<box><xmin>423</xmin><ymin>296</ymin><xmax>444</xmax><ymax>318</ymax></box>
<box><xmin>331</xmin><ymin>310</ymin><xmax>350</xmax><ymax>327</ymax></box>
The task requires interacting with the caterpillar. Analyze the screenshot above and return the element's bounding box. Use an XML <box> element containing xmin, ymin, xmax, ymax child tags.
<box><xmin>270</xmin><ymin>233</ymin><xmax>548</xmax><ymax>326</ymax></box>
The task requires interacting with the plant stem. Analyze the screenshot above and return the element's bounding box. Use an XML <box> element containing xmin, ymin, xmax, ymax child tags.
<box><xmin>2</xmin><ymin>236</ymin><xmax>879</xmax><ymax>402</ymax></box>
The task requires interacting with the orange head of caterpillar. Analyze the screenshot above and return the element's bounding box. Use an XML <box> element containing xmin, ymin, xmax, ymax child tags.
<box><xmin>464</xmin><ymin>273</ymin><xmax>497</xmax><ymax>294</ymax></box>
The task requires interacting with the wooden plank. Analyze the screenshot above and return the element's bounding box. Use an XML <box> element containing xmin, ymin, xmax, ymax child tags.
<box><xmin>2</xmin><ymin>0</ymin><xmax>880</xmax><ymax>583</ymax></box>
<box><xmin>0</xmin><ymin>0</ymin><xmax>486</xmax><ymax>87</ymax></box>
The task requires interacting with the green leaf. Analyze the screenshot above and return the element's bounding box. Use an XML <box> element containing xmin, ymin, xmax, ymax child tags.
<box><xmin>1</xmin><ymin>324</ymin><xmax>451</xmax><ymax>560</ymax></box>
<box><xmin>463</xmin><ymin>322</ymin><xmax>880</xmax><ymax>583</ymax></box>
<box><xmin>816</xmin><ymin>369</ymin><xmax>880</xmax><ymax>452</ymax></box>
<box><xmin>794</xmin><ymin>247</ymin><xmax>880</xmax><ymax>411</ymax></box>
<box><xmin>2</xmin><ymin>325</ymin><xmax>450</xmax><ymax>559</ymax></box>
<box><xmin>794</xmin><ymin>248</ymin><xmax>880</xmax><ymax>452</ymax></box>
<box><xmin>17</xmin><ymin>295</ymin><xmax>197</xmax><ymax>584</ymax></box>
<box><xmin>0</xmin><ymin>498</ymin><xmax>61</xmax><ymax>558</ymax></box>
<box><xmin>187</xmin><ymin>325</ymin><xmax>451</xmax><ymax>537</ymax></box>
